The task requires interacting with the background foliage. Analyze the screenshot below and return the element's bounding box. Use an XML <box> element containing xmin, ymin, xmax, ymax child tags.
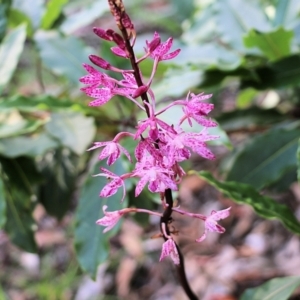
<box><xmin>1</xmin><ymin>0</ymin><xmax>300</xmax><ymax>298</ymax></box>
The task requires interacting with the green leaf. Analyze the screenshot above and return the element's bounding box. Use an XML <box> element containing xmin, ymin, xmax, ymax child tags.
<box><xmin>0</xmin><ymin>157</ymin><xmax>39</xmax><ymax>252</ymax></box>
<box><xmin>8</xmin><ymin>8</ymin><xmax>34</xmax><ymax>37</ymax></box>
<box><xmin>243</xmin><ymin>28</ymin><xmax>294</xmax><ymax>61</ymax></box>
<box><xmin>236</xmin><ymin>88</ymin><xmax>258</xmax><ymax>108</ymax></box>
<box><xmin>0</xmin><ymin>177</ymin><xmax>6</xmax><ymax>229</ymax></box>
<box><xmin>297</xmin><ymin>138</ymin><xmax>300</xmax><ymax>181</ymax></box>
<box><xmin>60</xmin><ymin>1</ymin><xmax>107</xmax><ymax>34</ymax></box>
<box><xmin>0</xmin><ymin>1</ymin><xmax>12</xmax><ymax>42</ymax></box>
<box><xmin>39</xmin><ymin>149</ymin><xmax>78</xmax><ymax>220</ymax></box>
<box><xmin>241</xmin><ymin>276</ymin><xmax>300</xmax><ymax>300</ymax></box>
<box><xmin>216</xmin><ymin>107</ymin><xmax>285</xmax><ymax>131</ymax></box>
<box><xmin>0</xmin><ymin>133</ymin><xmax>59</xmax><ymax>158</ymax></box>
<box><xmin>41</xmin><ymin>0</ymin><xmax>68</xmax><ymax>30</ymax></box>
<box><xmin>11</xmin><ymin>0</ymin><xmax>44</xmax><ymax>29</ymax></box>
<box><xmin>241</xmin><ymin>54</ymin><xmax>300</xmax><ymax>89</ymax></box>
<box><xmin>74</xmin><ymin>160</ymin><xmax>127</xmax><ymax>279</ymax></box>
<box><xmin>34</xmin><ymin>31</ymin><xmax>93</xmax><ymax>84</ymax></box>
<box><xmin>0</xmin><ymin>117</ymin><xmax>44</xmax><ymax>138</ymax></box>
<box><xmin>198</xmin><ymin>171</ymin><xmax>300</xmax><ymax>234</ymax></box>
<box><xmin>215</xmin><ymin>0</ymin><xmax>270</xmax><ymax>51</ymax></box>
<box><xmin>273</xmin><ymin>0</ymin><xmax>300</xmax><ymax>27</ymax></box>
<box><xmin>226</xmin><ymin>127</ymin><xmax>300</xmax><ymax>189</ymax></box>
<box><xmin>45</xmin><ymin>112</ymin><xmax>96</xmax><ymax>155</ymax></box>
<box><xmin>0</xmin><ymin>24</ymin><xmax>26</xmax><ymax>92</ymax></box>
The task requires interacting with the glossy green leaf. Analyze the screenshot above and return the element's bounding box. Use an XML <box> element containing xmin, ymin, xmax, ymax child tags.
<box><xmin>199</xmin><ymin>171</ymin><xmax>300</xmax><ymax>234</ymax></box>
<box><xmin>0</xmin><ymin>133</ymin><xmax>59</xmax><ymax>158</ymax></box>
<box><xmin>227</xmin><ymin>128</ymin><xmax>300</xmax><ymax>189</ymax></box>
<box><xmin>34</xmin><ymin>31</ymin><xmax>92</xmax><ymax>84</ymax></box>
<box><xmin>74</xmin><ymin>160</ymin><xmax>127</xmax><ymax>279</ymax></box>
<box><xmin>243</xmin><ymin>28</ymin><xmax>294</xmax><ymax>61</ymax></box>
<box><xmin>0</xmin><ymin>24</ymin><xmax>26</xmax><ymax>92</ymax></box>
<box><xmin>41</xmin><ymin>0</ymin><xmax>68</xmax><ymax>30</ymax></box>
<box><xmin>241</xmin><ymin>276</ymin><xmax>300</xmax><ymax>300</ymax></box>
<box><xmin>0</xmin><ymin>177</ymin><xmax>6</xmax><ymax>229</ymax></box>
<box><xmin>39</xmin><ymin>149</ymin><xmax>78</xmax><ymax>220</ymax></box>
<box><xmin>45</xmin><ymin>112</ymin><xmax>96</xmax><ymax>155</ymax></box>
<box><xmin>241</xmin><ymin>55</ymin><xmax>300</xmax><ymax>89</ymax></box>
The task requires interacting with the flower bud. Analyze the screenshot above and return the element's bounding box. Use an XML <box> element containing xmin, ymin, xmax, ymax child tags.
<box><xmin>89</xmin><ymin>55</ymin><xmax>111</xmax><ymax>70</ymax></box>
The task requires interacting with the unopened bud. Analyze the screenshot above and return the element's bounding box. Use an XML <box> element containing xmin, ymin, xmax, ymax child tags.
<box><xmin>93</xmin><ymin>27</ymin><xmax>114</xmax><ymax>41</ymax></box>
<box><xmin>112</xmin><ymin>32</ymin><xmax>126</xmax><ymax>50</ymax></box>
<box><xmin>133</xmin><ymin>85</ymin><xmax>148</xmax><ymax>98</ymax></box>
<box><xmin>148</xmin><ymin>37</ymin><xmax>161</xmax><ymax>52</ymax></box>
<box><xmin>89</xmin><ymin>55</ymin><xmax>110</xmax><ymax>70</ymax></box>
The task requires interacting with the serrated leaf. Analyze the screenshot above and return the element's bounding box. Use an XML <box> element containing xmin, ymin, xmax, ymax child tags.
<box><xmin>226</xmin><ymin>128</ymin><xmax>300</xmax><ymax>189</ymax></box>
<box><xmin>0</xmin><ymin>178</ymin><xmax>6</xmax><ymax>229</ymax></box>
<box><xmin>241</xmin><ymin>276</ymin><xmax>300</xmax><ymax>300</ymax></box>
<box><xmin>41</xmin><ymin>0</ymin><xmax>68</xmax><ymax>29</ymax></box>
<box><xmin>0</xmin><ymin>133</ymin><xmax>59</xmax><ymax>158</ymax></box>
<box><xmin>198</xmin><ymin>171</ymin><xmax>300</xmax><ymax>235</ymax></box>
<box><xmin>45</xmin><ymin>112</ymin><xmax>96</xmax><ymax>155</ymax></box>
<box><xmin>34</xmin><ymin>31</ymin><xmax>92</xmax><ymax>84</ymax></box>
<box><xmin>0</xmin><ymin>24</ymin><xmax>26</xmax><ymax>92</ymax></box>
<box><xmin>243</xmin><ymin>28</ymin><xmax>294</xmax><ymax>61</ymax></box>
<box><xmin>74</xmin><ymin>160</ymin><xmax>127</xmax><ymax>279</ymax></box>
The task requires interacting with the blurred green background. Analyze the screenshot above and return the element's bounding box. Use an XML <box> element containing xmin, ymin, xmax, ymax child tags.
<box><xmin>1</xmin><ymin>0</ymin><xmax>300</xmax><ymax>299</ymax></box>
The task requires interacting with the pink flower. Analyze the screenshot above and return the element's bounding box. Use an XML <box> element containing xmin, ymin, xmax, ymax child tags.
<box><xmin>94</xmin><ymin>168</ymin><xmax>126</xmax><ymax>202</ymax></box>
<box><xmin>159</xmin><ymin>239</ymin><xmax>180</xmax><ymax>265</ymax></box>
<box><xmin>196</xmin><ymin>207</ymin><xmax>231</xmax><ymax>242</ymax></box>
<box><xmin>131</xmin><ymin>156</ymin><xmax>178</xmax><ymax>196</ymax></box>
<box><xmin>96</xmin><ymin>205</ymin><xmax>124</xmax><ymax>233</ymax></box>
<box><xmin>146</xmin><ymin>32</ymin><xmax>181</xmax><ymax>61</ymax></box>
<box><xmin>88</xmin><ymin>140</ymin><xmax>132</xmax><ymax>165</ymax></box>
<box><xmin>163</xmin><ymin>128</ymin><xmax>219</xmax><ymax>163</ymax></box>
<box><xmin>134</xmin><ymin>103</ymin><xmax>176</xmax><ymax>140</ymax></box>
<box><xmin>179</xmin><ymin>92</ymin><xmax>217</xmax><ymax>127</ymax></box>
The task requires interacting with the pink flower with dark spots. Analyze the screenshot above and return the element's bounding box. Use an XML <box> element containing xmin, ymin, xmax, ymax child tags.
<box><xmin>196</xmin><ymin>207</ymin><xmax>231</xmax><ymax>242</ymax></box>
<box><xmin>94</xmin><ymin>168</ymin><xmax>126</xmax><ymax>202</ymax></box>
<box><xmin>96</xmin><ymin>205</ymin><xmax>124</xmax><ymax>233</ymax></box>
<box><xmin>88</xmin><ymin>140</ymin><xmax>132</xmax><ymax>165</ymax></box>
<box><xmin>159</xmin><ymin>239</ymin><xmax>180</xmax><ymax>265</ymax></box>
<box><xmin>164</xmin><ymin>128</ymin><xmax>218</xmax><ymax>162</ymax></box>
<box><xmin>146</xmin><ymin>32</ymin><xmax>181</xmax><ymax>61</ymax></box>
<box><xmin>131</xmin><ymin>156</ymin><xmax>177</xmax><ymax>196</ymax></box>
<box><xmin>179</xmin><ymin>92</ymin><xmax>217</xmax><ymax>127</ymax></box>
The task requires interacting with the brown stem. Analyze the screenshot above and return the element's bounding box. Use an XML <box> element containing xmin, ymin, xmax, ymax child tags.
<box><xmin>160</xmin><ymin>189</ymin><xmax>198</xmax><ymax>300</ymax></box>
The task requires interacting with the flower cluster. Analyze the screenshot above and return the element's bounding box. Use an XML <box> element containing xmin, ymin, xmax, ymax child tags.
<box><xmin>80</xmin><ymin>6</ymin><xmax>230</xmax><ymax>266</ymax></box>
